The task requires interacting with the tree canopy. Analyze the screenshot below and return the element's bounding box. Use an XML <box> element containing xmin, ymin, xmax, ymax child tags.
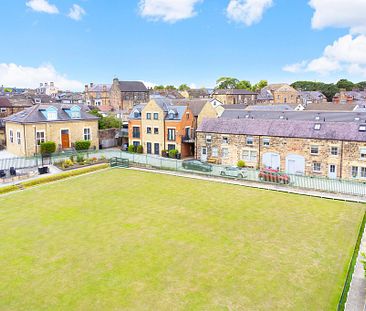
<box><xmin>215</xmin><ymin>77</ymin><xmax>267</xmax><ymax>92</ymax></box>
<box><xmin>178</xmin><ymin>84</ymin><xmax>190</xmax><ymax>91</ymax></box>
<box><xmin>89</xmin><ymin>109</ymin><xmax>122</xmax><ymax>129</ymax></box>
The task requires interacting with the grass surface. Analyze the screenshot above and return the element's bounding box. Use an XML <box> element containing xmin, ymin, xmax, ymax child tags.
<box><xmin>0</xmin><ymin>169</ymin><xmax>364</xmax><ymax>310</ymax></box>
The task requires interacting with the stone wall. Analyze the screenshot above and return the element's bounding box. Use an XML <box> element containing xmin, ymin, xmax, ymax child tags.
<box><xmin>196</xmin><ymin>132</ymin><xmax>366</xmax><ymax>181</ymax></box>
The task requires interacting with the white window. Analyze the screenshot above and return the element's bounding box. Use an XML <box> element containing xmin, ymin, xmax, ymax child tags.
<box><xmin>206</xmin><ymin>135</ymin><xmax>212</xmax><ymax>143</ymax></box>
<box><xmin>9</xmin><ymin>130</ymin><xmax>14</xmax><ymax>143</ymax></box>
<box><xmin>313</xmin><ymin>162</ymin><xmax>321</xmax><ymax>172</ymax></box>
<box><xmin>167</xmin><ymin>128</ymin><xmax>176</xmax><ymax>141</ymax></box>
<box><xmin>36</xmin><ymin>131</ymin><xmax>45</xmax><ymax>145</ymax></box>
<box><xmin>222</xmin><ymin>136</ymin><xmax>228</xmax><ymax>144</ymax></box>
<box><xmin>330</xmin><ymin>146</ymin><xmax>338</xmax><ymax>156</ymax></box>
<box><xmin>242</xmin><ymin>150</ymin><xmax>257</xmax><ymax>162</ymax></box>
<box><xmin>0</xmin><ymin>108</ymin><xmax>6</xmax><ymax>113</ymax></box>
<box><xmin>314</xmin><ymin>123</ymin><xmax>321</xmax><ymax>130</ymax></box>
<box><xmin>83</xmin><ymin>128</ymin><xmax>91</xmax><ymax>141</ymax></box>
<box><xmin>263</xmin><ymin>138</ymin><xmax>270</xmax><ymax>146</ymax></box>
<box><xmin>222</xmin><ymin>148</ymin><xmax>229</xmax><ymax>158</ymax></box>
<box><xmin>351</xmin><ymin>166</ymin><xmax>359</xmax><ymax>178</ymax></box>
<box><xmin>361</xmin><ymin>167</ymin><xmax>366</xmax><ymax>178</ymax></box>
<box><xmin>310</xmin><ymin>145</ymin><xmax>319</xmax><ymax>155</ymax></box>
<box><xmin>360</xmin><ymin>148</ymin><xmax>366</xmax><ymax>159</ymax></box>
<box><xmin>212</xmin><ymin>147</ymin><xmax>218</xmax><ymax>157</ymax></box>
<box><xmin>16</xmin><ymin>131</ymin><xmax>21</xmax><ymax>145</ymax></box>
<box><xmin>359</xmin><ymin>125</ymin><xmax>366</xmax><ymax>132</ymax></box>
<box><xmin>246</xmin><ymin>136</ymin><xmax>253</xmax><ymax>145</ymax></box>
<box><xmin>47</xmin><ymin>111</ymin><xmax>57</xmax><ymax>120</ymax></box>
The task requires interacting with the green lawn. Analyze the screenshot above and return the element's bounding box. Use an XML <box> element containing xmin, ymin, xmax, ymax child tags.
<box><xmin>0</xmin><ymin>169</ymin><xmax>364</xmax><ymax>310</ymax></box>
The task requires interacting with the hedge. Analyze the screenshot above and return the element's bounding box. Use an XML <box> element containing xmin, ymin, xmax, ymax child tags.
<box><xmin>40</xmin><ymin>141</ymin><xmax>56</xmax><ymax>155</ymax></box>
<box><xmin>75</xmin><ymin>140</ymin><xmax>91</xmax><ymax>151</ymax></box>
<box><xmin>0</xmin><ymin>185</ymin><xmax>19</xmax><ymax>195</ymax></box>
<box><xmin>0</xmin><ymin>164</ymin><xmax>109</xmax><ymax>195</ymax></box>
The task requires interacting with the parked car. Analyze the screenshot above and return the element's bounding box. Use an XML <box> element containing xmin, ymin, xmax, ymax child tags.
<box><xmin>258</xmin><ymin>168</ymin><xmax>290</xmax><ymax>184</ymax></box>
<box><xmin>182</xmin><ymin>159</ymin><xmax>213</xmax><ymax>172</ymax></box>
<box><xmin>220</xmin><ymin>166</ymin><xmax>247</xmax><ymax>178</ymax></box>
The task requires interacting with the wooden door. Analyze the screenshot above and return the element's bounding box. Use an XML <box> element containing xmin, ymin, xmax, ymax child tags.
<box><xmin>61</xmin><ymin>130</ymin><xmax>70</xmax><ymax>148</ymax></box>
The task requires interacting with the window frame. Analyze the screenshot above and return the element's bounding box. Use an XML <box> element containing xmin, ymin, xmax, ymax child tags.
<box><xmin>153</xmin><ymin>112</ymin><xmax>159</xmax><ymax>120</ymax></box>
<box><xmin>83</xmin><ymin>128</ymin><xmax>91</xmax><ymax>141</ymax></box>
<box><xmin>246</xmin><ymin>136</ymin><xmax>254</xmax><ymax>145</ymax></box>
<box><xmin>312</xmin><ymin>162</ymin><xmax>321</xmax><ymax>173</ymax></box>
<box><xmin>310</xmin><ymin>145</ymin><xmax>319</xmax><ymax>155</ymax></box>
<box><xmin>36</xmin><ymin>130</ymin><xmax>46</xmax><ymax>145</ymax></box>
<box><xmin>16</xmin><ymin>131</ymin><xmax>21</xmax><ymax>145</ymax></box>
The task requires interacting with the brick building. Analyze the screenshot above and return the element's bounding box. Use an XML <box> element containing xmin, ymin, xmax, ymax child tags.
<box><xmin>212</xmin><ymin>89</ymin><xmax>257</xmax><ymax>105</ymax></box>
<box><xmin>196</xmin><ymin>117</ymin><xmax>366</xmax><ymax>181</ymax></box>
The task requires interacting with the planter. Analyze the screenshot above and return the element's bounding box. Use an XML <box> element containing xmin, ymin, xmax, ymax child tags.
<box><xmin>38</xmin><ymin>166</ymin><xmax>49</xmax><ymax>174</ymax></box>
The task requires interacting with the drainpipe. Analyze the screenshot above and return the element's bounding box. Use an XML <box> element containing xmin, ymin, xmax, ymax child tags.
<box><xmin>340</xmin><ymin>140</ymin><xmax>344</xmax><ymax>179</ymax></box>
<box><xmin>23</xmin><ymin>124</ymin><xmax>27</xmax><ymax>157</ymax></box>
<box><xmin>257</xmin><ymin>135</ymin><xmax>261</xmax><ymax>170</ymax></box>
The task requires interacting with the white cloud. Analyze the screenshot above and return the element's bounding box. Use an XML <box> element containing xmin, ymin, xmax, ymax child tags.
<box><xmin>283</xmin><ymin>1</ymin><xmax>366</xmax><ymax>77</ymax></box>
<box><xmin>309</xmin><ymin>0</ymin><xmax>366</xmax><ymax>34</ymax></box>
<box><xmin>139</xmin><ymin>0</ymin><xmax>202</xmax><ymax>23</ymax></box>
<box><xmin>26</xmin><ymin>0</ymin><xmax>59</xmax><ymax>14</ymax></box>
<box><xmin>68</xmin><ymin>4</ymin><xmax>86</xmax><ymax>21</ymax></box>
<box><xmin>0</xmin><ymin>63</ymin><xmax>83</xmax><ymax>91</ymax></box>
<box><xmin>139</xmin><ymin>80</ymin><xmax>156</xmax><ymax>88</ymax></box>
<box><xmin>226</xmin><ymin>0</ymin><xmax>273</xmax><ymax>26</ymax></box>
<box><xmin>282</xmin><ymin>61</ymin><xmax>307</xmax><ymax>73</ymax></box>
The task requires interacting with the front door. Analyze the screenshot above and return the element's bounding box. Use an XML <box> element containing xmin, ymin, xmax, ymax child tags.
<box><xmin>61</xmin><ymin>130</ymin><xmax>70</xmax><ymax>149</ymax></box>
<box><xmin>154</xmin><ymin>143</ymin><xmax>159</xmax><ymax>155</ymax></box>
<box><xmin>328</xmin><ymin>164</ymin><xmax>337</xmax><ymax>179</ymax></box>
<box><xmin>201</xmin><ymin>147</ymin><xmax>207</xmax><ymax>162</ymax></box>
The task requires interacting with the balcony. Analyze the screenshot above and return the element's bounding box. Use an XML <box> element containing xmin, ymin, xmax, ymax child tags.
<box><xmin>181</xmin><ymin>133</ymin><xmax>195</xmax><ymax>143</ymax></box>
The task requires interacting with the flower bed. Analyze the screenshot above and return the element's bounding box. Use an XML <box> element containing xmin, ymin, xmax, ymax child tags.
<box><xmin>54</xmin><ymin>155</ymin><xmax>107</xmax><ymax>171</ymax></box>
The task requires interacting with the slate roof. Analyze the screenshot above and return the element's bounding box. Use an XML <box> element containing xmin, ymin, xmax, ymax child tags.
<box><xmin>245</xmin><ymin>104</ymin><xmax>299</xmax><ymax>111</ymax></box>
<box><xmin>213</xmin><ymin>89</ymin><xmax>257</xmax><ymax>95</ymax></box>
<box><xmin>89</xmin><ymin>84</ymin><xmax>111</xmax><ymax>92</ymax></box>
<box><xmin>119</xmin><ymin>81</ymin><xmax>148</xmax><ymax>93</ymax></box>
<box><xmin>0</xmin><ymin>97</ymin><xmax>12</xmax><ymax>107</ymax></box>
<box><xmin>305</xmin><ymin>103</ymin><xmax>357</xmax><ymax>111</ymax></box>
<box><xmin>299</xmin><ymin>91</ymin><xmax>326</xmax><ymax>100</ymax></box>
<box><xmin>173</xmin><ymin>99</ymin><xmax>208</xmax><ymax>117</ymax></box>
<box><xmin>257</xmin><ymin>88</ymin><xmax>274</xmax><ymax>101</ymax></box>
<box><xmin>186</xmin><ymin>89</ymin><xmax>210</xmax><ymax>98</ymax></box>
<box><xmin>197</xmin><ymin>118</ymin><xmax>366</xmax><ymax>142</ymax></box>
<box><xmin>4</xmin><ymin>103</ymin><xmax>98</xmax><ymax>123</ymax></box>
<box><xmin>220</xmin><ymin>109</ymin><xmax>366</xmax><ymax>122</ymax></box>
<box><xmin>222</xmin><ymin>104</ymin><xmax>247</xmax><ymax>110</ymax></box>
<box><xmin>128</xmin><ymin>101</ymin><xmax>188</xmax><ymax>121</ymax></box>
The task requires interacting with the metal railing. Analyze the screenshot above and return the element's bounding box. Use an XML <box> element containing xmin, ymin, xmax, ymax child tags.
<box><xmin>1</xmin><ymin>149</ymin><xmax>366</xmax><ymax>197</ymax></box>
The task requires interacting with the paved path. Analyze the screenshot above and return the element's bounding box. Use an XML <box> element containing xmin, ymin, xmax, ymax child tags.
<box><xmin>129</xmin><ymin>166</ymin><xmax>366</xmax><ymax>203</ymax></box>
<box><xmin>345</xmin><ymin>226</ymin><xmax>366</xmax><ymax>311</ymax></box>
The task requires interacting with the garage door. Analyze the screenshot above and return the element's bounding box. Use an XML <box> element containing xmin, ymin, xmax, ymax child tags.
<box><xmin>262</xmin><ymin>152</ymin><xmax>280</xmax><ymax>170</ymax></box>
<box><xmin>286</xmin><ymin>154</ymin><xmax>305</xmax><ymax>175</ymax></box>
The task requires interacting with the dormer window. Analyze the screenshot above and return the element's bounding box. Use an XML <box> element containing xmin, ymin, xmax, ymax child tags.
<box><xmin>355</xmin><ymin>117</ymin><xmax>360</xmax><ymax>121</ymax></box>
<box><xmin>315</xmin><ymin>116</ymin><xmax>320</xmax><ymax>120</ymax></box>
<box><xmin>314</xmin><ymin>123</ymin><xmax>321</xmax><ymax>130</ymax></box>
<box><xmin>359</xmin><ymin>125</ymin><xmax>366</xmax><ymax>132</ymax></box>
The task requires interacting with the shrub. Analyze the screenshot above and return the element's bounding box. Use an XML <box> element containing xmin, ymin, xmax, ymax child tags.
<box><xmin>75</xmin><ymin>140</ymin><xmax>91</xmax><ymax>151</ymax></box>
<box><xmin>100</xmin><ymin>155</ymin><xmax>106</xmax><ymax>160</ymax></box>
<box><xmin>168</xmin><ymin>149</ymin><xmax>178</xmax><ymax>158</ymax></box>
<box><xmin>136</xmin><ymin>145</ymin><xmax>143</xmax><ymax>154</ymax></box>
<box><xmin>128</xmin><ymin>145</ymin><xmax>135</xmax><ymax>153</ymax></box>
<box><xmin>21</xmin><ymin>164</ymin><xmax>109</xmax><ymax>188</ymax></box>
<box><xmin>76</xmin><ymin>154</ymin><xmax>84</xmax><ymax>163</ymax></box>
<box><xmin>69</xmin><ymin>155</ymin><xmax>75</xmax><ymax>162</ymax></box>
<box><xmin>40</xmin><ymin>141</ymin><xmax>56</xmax><ymax>155</ymax></box>
<box><xmin>237</xmin><ymin>160</ymin><xmax>246</xmax><ymax>168</ymax></box>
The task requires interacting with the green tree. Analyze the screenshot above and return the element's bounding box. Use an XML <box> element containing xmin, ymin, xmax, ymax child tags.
<box><xmin>89</xmin><ymin>109</ymin><xmax>121</xmax><ymax>129</ymax></box>
<box><xmin>215</xmin><ymin>77</ymin><xmax>239</xmax><ymax>89</ymax></box>
<box><xmin>236</xmin><ymin>80</ymin><xmax>252</xmax><ymax>90</ymax></box>
<box><xmin>336</xmin><ymin>79</ymin><xmax>354</xmax><ymax>91</ymax></box>
<box><xmin>153</xmin><ymin>85</ymin><xmax>165</xmax><ymax>90</ymax></box>
<box><xmin>252</xmin><ymin>80</ymin><xmax>268</xmax><ymax>91</ymax></box>
<box><xmin>356</xmin><ymin>81</ymin><xmax>366</xmax><ymax>90</ymax></box>
<box><xmin>165</xmin><ymin>85</ymin><xmax>177</xmax><ymax>90</ymax></box>
<box><xmin>178</xmin><ymin>84</ymin><xmax>190</xmax><ymax>91</ymax></box>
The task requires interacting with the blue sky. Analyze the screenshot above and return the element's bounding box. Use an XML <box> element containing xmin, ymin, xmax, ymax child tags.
<box><xmin>0</xmin><ymin>0</ymin><xmax>365</xmax><ymax>90</ymax></box>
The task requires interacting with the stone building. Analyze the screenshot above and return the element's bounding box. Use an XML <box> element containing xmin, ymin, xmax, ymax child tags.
<box><xmin>110</xmin><ymin>78</ymin><xmax>149</xmax><ymax>111</ymax></box>
<box><xmin>196</xmin><ymin>117</ymin><xmax>366</xmax><ymax>181</ymax></box>
<box><xmin>84</xmin><ymin>83</ymin><xmax>111</xmax><ymax>106</ymax></box>
<box><xmin>212</xmin><ymin>89</ymin><xmax>257</xmax><ymax>105</ymax></box>
<box><xmin>261</xmin><ymin>83</ymin><xmax>300</xmax><ymax>104</ymax></box>
<box><xmin>4</xmin><ymin>103</ymin><xmax>99</xmax><ymax>156</ymax></box>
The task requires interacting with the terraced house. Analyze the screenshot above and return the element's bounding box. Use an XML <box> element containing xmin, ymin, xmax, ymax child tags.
<box><xmin>4</xmin><ymin>104</ymin><xmax>99</xmax><ymax>156</ymax></box>
<box><xmin>128</xmin><ymin>98</ymin><xmax>195</xmax><ymax>158</ymax></box>
<box><xmin>196</xmin><ymin>116</ymin><xmax>366</xmax><ymax>181</ymax></box>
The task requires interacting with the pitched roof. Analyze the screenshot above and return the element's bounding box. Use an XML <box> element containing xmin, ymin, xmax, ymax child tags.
<box><xmin>197</xmin><ymin>118</ymin><xmax>366</xmax><ymax>142</ymax></box>
<box><xmin>173</xmin><ymin>99</ymin><xmax>208</xmax><ymax>116</ymax></box>
<box><xmin>245</xmin><ymin>104</ymin><xmax>299</xmax><ymax>111</ymax></box>
<box><xmin>0</xmin><ymin>97</ymin><xmax>12</xmax><ymax>107</ymax></box>
<box><xmin>213</xmin><ymin>89</ymin><xmax>258</xmax><ymax>95</ymax></box>
<box><xmin>89</xmin><ymin>84</ymin><xmax>111</xmax><ymax>92</ymax></box>
<box><xmin>4</xmin><ymin>103</ymin><xmax>98</xmax><ymax>123</ymax></box>
<box><xmin>305</xmin><ymin>103</ymin><xmax>357</xmax><ymax>111</ymax></box>
<box><xmin>119</xmin><ymin>81</ymin><xmax>148</xmax><ymax>92</ymax></box>
<box><xmin>220</xmin><ymin>109</ymin><xmax>366</xmax><ymax>122</ymax></box>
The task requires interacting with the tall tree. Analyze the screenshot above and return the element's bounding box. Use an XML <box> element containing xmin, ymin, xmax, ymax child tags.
<box><xmin>252</xmin><ymin>80</ymin><xmax>268</xmax><ymax>91</ymax></box>
<box><xmin>165</xmin><ymin>85</ymin><xmax>177</xmax><ymax>90</ymax></box>
<box><xmin>336</xmin><ymin>79</ymin><xmax>354</xmax><ymax>91</ymax></box>
<box><xmin>153</xmin><ymin>85</ymin><xmax>165</xmax><ymax>90</ymax></box>
<box><xmin>236</xmin><ymin>80</ymin><xmax>252</xmax><ymax>90</ymax></box>
<box><xmin>178</xmin><ymin>84</ymin><xmax>190</xmax><ymax>91</ymax></box>
<box><xmin>215</xmin><ymin>77</ymin><xmax>239</xmax><ymax>89</ymax></box>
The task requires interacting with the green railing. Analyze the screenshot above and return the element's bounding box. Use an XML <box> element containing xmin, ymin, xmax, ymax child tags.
<box><xmin>110</xmin><ymin>157</ymin><xmax>129</xmax><ymax>168</ymax></box>
<box><xmin>337</xmin><ymin>212</ymin><xmax>366</xmax><ymax>310</ymax></box>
